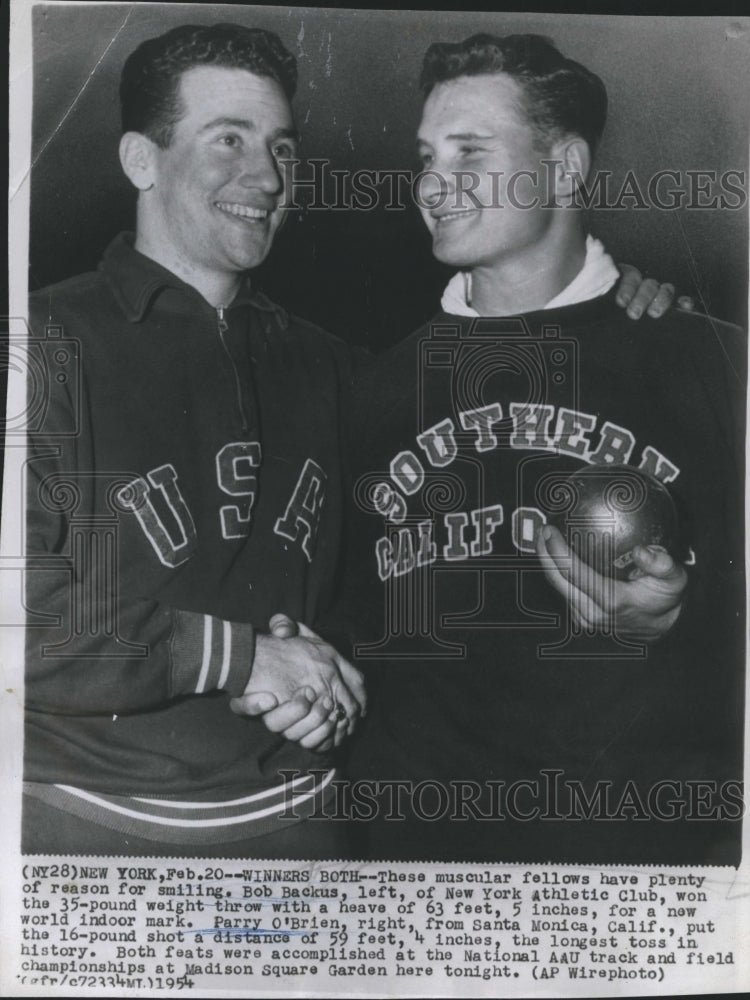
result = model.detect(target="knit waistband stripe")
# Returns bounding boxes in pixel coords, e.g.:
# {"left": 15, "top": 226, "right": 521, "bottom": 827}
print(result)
{"left": 23, "top": 771, "right": 336, "bottom": 845}
{"left": 129, "top": 768, "right": 319, "bottom": 809}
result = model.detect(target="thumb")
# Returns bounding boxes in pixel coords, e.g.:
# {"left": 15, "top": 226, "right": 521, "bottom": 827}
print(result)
{"left": 631, "top": 545, "right": 680, "bottom": 579}
{"left": 269, "top": 613, "right": 298, "bottom": 639}
{"left": 230, "top": 691, "right": 279, "bottom": 716}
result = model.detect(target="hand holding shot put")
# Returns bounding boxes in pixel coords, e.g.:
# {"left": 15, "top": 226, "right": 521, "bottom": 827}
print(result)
{"left": 230, "top": 613, "right": 366, "bottom": 751}
{"left": 537, "top": 465, "right": 689, "bottom": 642}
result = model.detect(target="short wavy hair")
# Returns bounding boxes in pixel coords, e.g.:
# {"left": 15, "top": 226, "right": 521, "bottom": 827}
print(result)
{"left": 120, "top": 23, "right": 297, "bottom": 148}
{"left": 420, "top": 33, "right": 607, "bottom": 155}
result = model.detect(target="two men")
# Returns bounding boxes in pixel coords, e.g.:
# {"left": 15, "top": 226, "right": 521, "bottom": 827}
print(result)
{"left": 344, "top": 34, "right": 745, "bottom": 865}
{"left": 24, "top": 22, "right": 699, "bottom": 859}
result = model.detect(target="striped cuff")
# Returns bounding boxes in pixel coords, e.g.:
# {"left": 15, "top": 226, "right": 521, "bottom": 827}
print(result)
{"left": 170, "top": 610, "right": 255, "bottom": 698}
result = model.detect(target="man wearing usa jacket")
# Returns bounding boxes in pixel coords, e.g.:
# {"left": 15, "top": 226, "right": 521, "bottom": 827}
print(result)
{"left": 23, "top": 24, "right": 366, "bottom": 858}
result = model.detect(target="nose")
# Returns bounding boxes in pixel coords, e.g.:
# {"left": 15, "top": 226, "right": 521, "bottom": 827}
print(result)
{"left": 415, "top": 164, "right": 452, "bottom": 211}
{"left": 238, "top": 146, "right": 284, "bottom": 196}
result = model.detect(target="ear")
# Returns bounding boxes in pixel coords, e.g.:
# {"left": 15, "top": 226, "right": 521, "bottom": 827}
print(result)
{"left": 549, "top": 137, "right": 592, "bottom": 204}
{"left": 119, "top": 132, "right": 158, "bottom": 191}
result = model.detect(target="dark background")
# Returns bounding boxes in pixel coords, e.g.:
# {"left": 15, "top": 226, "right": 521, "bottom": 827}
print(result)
{"left": 29, "top": 4, "right": 750, "bottom": 350}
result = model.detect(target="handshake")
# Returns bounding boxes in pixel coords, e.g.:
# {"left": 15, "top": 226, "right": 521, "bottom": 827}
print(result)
{"left": 230, "top": 614, "right": 367, "bottom": 753}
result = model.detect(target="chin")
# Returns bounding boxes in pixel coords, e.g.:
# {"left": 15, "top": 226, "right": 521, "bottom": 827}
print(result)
{"left": 432, "top": 242, "right": 479, "bottom": 269}
{"left": 232, "top": 243, "right": 274, "bottom": 272}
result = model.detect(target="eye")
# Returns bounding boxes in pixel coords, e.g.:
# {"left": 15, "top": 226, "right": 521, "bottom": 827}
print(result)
{"left": 217, "top": 133, "right": 242, "bottom": 149}
{"left": 419, "top": 152, "right": 434, "bottom": 168}
{"left": 272, "top": 141, "right": 297, "bottom": 160}
{"left": 459, "top": 145, "right": 481, "bottom": 157}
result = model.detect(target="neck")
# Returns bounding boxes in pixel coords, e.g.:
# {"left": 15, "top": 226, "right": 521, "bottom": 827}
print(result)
{"left": 134, "top": 212, "right": 242, "bottom": 310}
{"left": 469, "top": 221, "right": 587, "bottom": 316}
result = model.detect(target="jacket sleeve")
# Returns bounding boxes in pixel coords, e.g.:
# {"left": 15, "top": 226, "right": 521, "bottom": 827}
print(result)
{"left": 24, "top": 334, "right": 256, "bottom": 716}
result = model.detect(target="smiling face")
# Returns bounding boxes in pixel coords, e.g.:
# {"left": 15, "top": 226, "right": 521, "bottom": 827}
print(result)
{"left": 416, "top": 73, "right": 554, "bottom": 271}
{"left": 138, "top": 65, "right": 298, "bottom": 295}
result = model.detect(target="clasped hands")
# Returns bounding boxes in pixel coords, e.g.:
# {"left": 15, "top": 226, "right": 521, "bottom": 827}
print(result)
{"left": 230, "top": 526, "right": 687, "bottom": 752}
{"left": 230, "top": 614, "right": 366, "bottom": 753}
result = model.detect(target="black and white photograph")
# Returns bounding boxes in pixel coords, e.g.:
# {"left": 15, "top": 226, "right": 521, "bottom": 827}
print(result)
{"left": 2, "top": 1, "right": 749, "bottom": 996}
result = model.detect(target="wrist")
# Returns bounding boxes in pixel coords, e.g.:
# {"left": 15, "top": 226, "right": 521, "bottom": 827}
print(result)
{"left": 170, "top": 609, "right": 255, "bottom": 698}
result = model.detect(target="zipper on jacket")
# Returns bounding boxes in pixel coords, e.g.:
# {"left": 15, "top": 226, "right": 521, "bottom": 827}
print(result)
{"left": 216, "top": 307, "right": 249, "bottom": 432}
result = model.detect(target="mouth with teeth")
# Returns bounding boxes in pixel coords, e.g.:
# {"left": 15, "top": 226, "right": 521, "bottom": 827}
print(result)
{"left": 433, "top": 208, "right": 480, "bottom": 227}
{"left": 215, "top": 201, "right": 273, "bottom": 222}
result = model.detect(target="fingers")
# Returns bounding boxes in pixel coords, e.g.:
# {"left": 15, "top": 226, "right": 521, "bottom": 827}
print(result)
{"left": 301, "top": 727, "right": 337, "bottom": 752}
{"left": 290, "top": 619, "right": 367, "bottom": 721}
{"left": 328, "top": 679, "right": 360, "bottom": 734}
{"left": 646, "top": 282, "right": 676, "bottom": 319}
{"left": 338, "top": 659, "right": 367, "bottom": 717}
{"left": 277, "top": 695, "right": 338, "bottom": 744}
{"left": 234, "top": 683, "right": 352, "bottom": 751}
{"left": 617, "top": 267, "right": 681, "bottom": 320}
{"left": 614, "top": 263, "right": 641, "bottom": 307}
{"left": 302, "top": 704, "right": 350, "bottom": 751}
{"left": 308, "top": 735, "right": 335, "bottom": 754}
{"left": 261, "top": 688, "right": 323, "bottom": 734}
{"left": 229, "top": 690, "right": 279, "bottom": 716}
{"left": 537, "top": 524, "right": 613, "bottom": 617}
{"left": 536, "top": 523, "right": 574, "bottom": 594}
{"left": 334, "top": 715, "right": 352, "bottom": 747}
{"left": 625, "top": 277, "right": 660, "bottom": 319}
{"left": 269, "top": 612, "right": 298, "bottom": 639}
{"left": 273, "top": 690, "right": 351, "bottom": 751}
{"left": 537, "top": 539, "right": 604, "bottom": 625}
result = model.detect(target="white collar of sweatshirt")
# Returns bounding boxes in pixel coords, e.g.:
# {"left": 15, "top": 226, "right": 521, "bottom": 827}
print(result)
{"left": 440, "top": 235, "right": 620, "bottom": 317}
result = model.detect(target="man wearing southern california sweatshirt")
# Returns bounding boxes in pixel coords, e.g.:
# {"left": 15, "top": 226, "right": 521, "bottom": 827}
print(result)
{"left": 342, "top": 34, "right": 745, "bottom": 865}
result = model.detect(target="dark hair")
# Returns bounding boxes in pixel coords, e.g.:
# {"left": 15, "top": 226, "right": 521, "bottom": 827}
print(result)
{"left": 420, "top": 33, "right": 607, "bottom": 154}
{"left": 120, "top": 23, "right": 297, "bottom": 147}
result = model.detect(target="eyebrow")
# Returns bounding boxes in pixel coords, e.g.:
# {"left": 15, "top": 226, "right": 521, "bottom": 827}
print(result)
{"left": 446, "top": 132, "right": 493, "bottom": 141}
{"left": 199, "top": 117, "right": 300, "bottom": 144}
{"left": 416, "top": 131, "right": 493, "bottom": 148}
